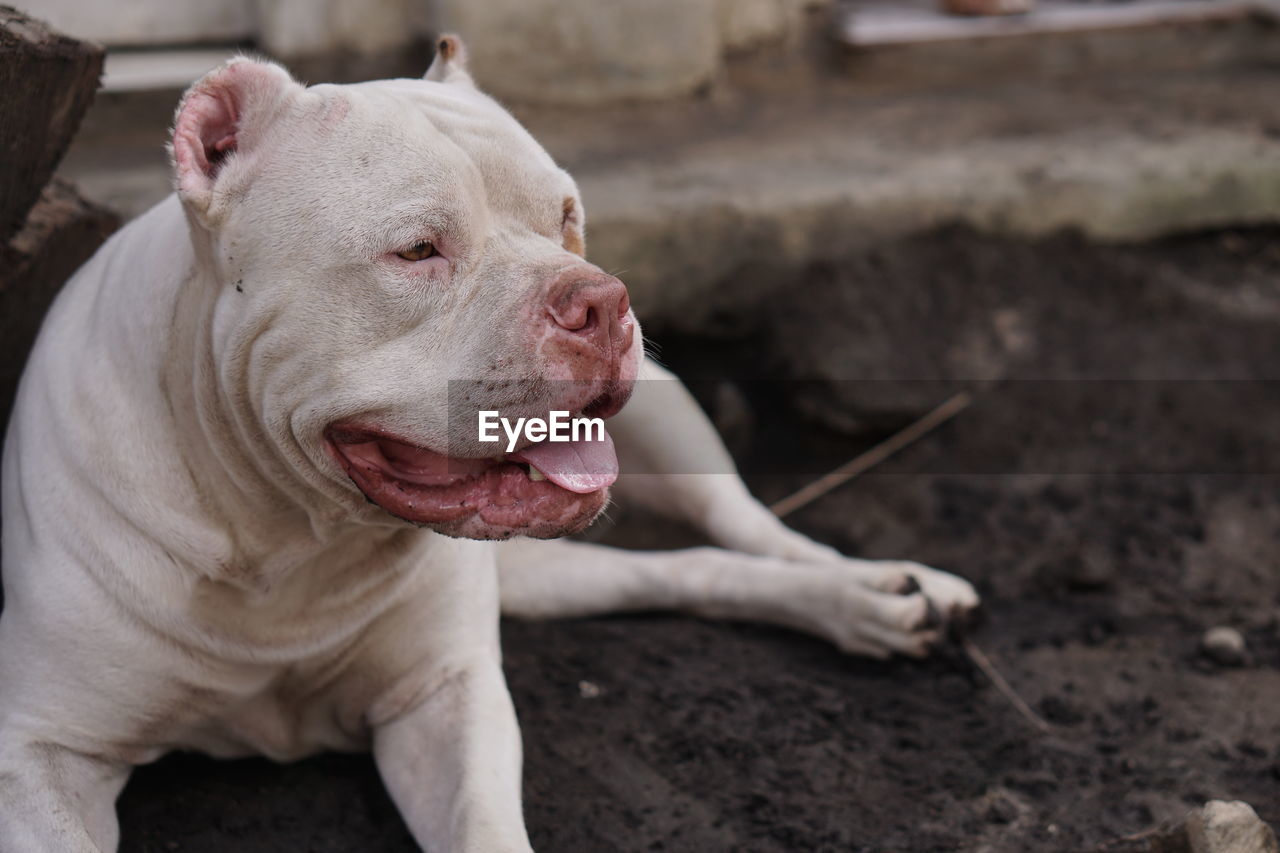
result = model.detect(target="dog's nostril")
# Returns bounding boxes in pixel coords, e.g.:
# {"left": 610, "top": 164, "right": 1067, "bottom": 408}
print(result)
{"left": 547, "top": 275, "right": 628, "bottom": 337}
{"left": 550, "top": 304, "right": 599, "bottom": 334}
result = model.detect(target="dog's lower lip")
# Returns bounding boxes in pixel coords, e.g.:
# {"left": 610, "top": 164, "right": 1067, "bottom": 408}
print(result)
{"left": 324, "top": 424, "right": 611, "bottom": 536}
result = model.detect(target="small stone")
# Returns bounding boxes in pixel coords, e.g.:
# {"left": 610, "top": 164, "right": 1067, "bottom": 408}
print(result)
{"left": 1186, "top": 800, "right": 1279, "bottom": 853}
{"left": 1201, "top": 626, "right": 1247, "bottom": 667}
{"left": 974, "top": 786, "right": 1029, "bottom": 826}
{"left": 578, "top": 680, "right": 603, "bottom": 699}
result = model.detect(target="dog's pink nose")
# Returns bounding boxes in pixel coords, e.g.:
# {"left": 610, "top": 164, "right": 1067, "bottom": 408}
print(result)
{"left": 547, "top": 272, "right": 634, "bottom": 357}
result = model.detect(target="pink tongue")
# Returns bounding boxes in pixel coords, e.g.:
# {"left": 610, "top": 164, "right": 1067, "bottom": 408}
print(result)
{"left": 510, "top": 428, "right": 618, "bottom": 494}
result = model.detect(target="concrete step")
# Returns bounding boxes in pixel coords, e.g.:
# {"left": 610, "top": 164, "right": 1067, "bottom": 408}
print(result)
{"left": 59, "top": 64, "right": 1280, "bottom": 331}
{"left": 839, "top": 0, "right": 1280, "bottom": 46}
{"left": 102, "top": 47, "right": 240, "bottom": 93}
{"left": 833, "top": 0, "right": 1280, "bottom": 90}
{"left": 524, "top": 69, "right": 1280, "bottom": 329}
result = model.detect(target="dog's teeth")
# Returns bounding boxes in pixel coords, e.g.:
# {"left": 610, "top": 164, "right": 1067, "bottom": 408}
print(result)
{"left": 527, "top": 466, "right": 547, "bottom": 482}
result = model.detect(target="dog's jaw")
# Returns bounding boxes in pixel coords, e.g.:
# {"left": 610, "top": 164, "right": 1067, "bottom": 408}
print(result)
{"left": 327, "top": 424, "right": 614, "bottom": 539}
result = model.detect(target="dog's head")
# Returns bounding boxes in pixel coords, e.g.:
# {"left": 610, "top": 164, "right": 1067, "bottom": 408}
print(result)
{"left": 170, "top": 37, "right": 640, "bottom": 540}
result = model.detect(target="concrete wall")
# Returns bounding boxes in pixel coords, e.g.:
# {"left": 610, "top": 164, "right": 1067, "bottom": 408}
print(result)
{"left": 20, "top": 0, "right": 255, "bottom": 45}
{"left": 21, "top": 0, "right": 828, "bottom": 104}
{"left": 438, "top": 0, "right": 828, "bottom": 104}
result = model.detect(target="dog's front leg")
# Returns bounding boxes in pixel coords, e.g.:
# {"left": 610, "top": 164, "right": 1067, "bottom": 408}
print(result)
{"left": 611, "top": 358, "right": 978, "bottom": 617}
{"left": 612, "top": 358, "right": 847, "bottom": 562}
{"left": 498, "top": 539, "right": 944, "bottom": 658}
{"left": 0, "top": 739, "right": 129, "bottom": 852}
{"left": 374, "top": 658, "right": 532, "bottom": 853}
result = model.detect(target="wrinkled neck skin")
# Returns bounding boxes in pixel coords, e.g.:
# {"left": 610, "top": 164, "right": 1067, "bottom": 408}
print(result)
{"left": 157, "top": 201, "right": 423, "bottom": 593}
{"left": 0, "top": 194, "right": 443, "bottom": 663}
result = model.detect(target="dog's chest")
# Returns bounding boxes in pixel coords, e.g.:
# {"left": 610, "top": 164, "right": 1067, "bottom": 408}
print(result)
{"left": 175, "top": 663, "right": 374, "bottom": 761}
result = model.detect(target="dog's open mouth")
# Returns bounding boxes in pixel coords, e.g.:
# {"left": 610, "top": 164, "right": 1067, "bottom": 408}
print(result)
{"left": 326, "top": 423, "right": 617, "bottom": 539}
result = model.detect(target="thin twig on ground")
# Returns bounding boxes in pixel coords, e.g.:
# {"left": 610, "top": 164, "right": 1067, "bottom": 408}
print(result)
{"left": 961, "top": 637, "right": 1055, "bottom": 735}
{"left": 1092, "top": 823, "right": 1177, "bottom": 850}
{"left": 769, "top": 391, "right": 973, "bottom": 519}
{"left": 766, "top": 389, "right": 1055, "bottom": 737}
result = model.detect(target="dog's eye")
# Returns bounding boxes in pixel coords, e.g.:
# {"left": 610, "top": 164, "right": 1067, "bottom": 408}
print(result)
{"left": 396, "top": 241, "right": 437, "bottom": 262}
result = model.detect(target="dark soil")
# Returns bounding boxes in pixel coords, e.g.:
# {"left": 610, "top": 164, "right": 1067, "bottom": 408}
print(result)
{"left": 115, "top": 228, "right": 1280, "bottom": 852}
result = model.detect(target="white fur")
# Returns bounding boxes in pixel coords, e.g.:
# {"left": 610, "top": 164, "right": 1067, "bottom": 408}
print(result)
{"left": 0, "top": 46, "right": 977, "bottom": 852}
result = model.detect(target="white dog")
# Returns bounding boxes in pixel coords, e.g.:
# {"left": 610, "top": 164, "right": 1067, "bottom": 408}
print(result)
{"left": 0, "top": 37, "right": 977, "bottom": 852}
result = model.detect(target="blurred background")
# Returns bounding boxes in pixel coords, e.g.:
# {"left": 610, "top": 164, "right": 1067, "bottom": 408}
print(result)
{"left": 3, "top": 1, "right": 1280, "bottom": 850}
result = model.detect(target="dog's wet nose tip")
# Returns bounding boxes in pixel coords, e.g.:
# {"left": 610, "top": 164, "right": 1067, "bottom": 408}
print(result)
{"left": 547, "top": 271, "right": 633, "bottom": 356}
{"left": 549, "top": 276, "right": 628, "bottom": 329}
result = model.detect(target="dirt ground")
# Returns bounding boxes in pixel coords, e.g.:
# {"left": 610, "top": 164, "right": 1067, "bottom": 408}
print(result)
{"left": 112, "top": 228, "right": 1280, "bottom": 851}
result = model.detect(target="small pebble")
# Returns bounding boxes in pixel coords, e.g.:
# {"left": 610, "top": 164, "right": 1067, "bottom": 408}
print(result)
{"left": 1187, "top": 800, "right": 1279, "bottom": 853}
{"left": 1201, "top": 626, "right": 1246, "bottom": 667}
{"left": 577, "top": 680, "right": 602, "bottom": 699}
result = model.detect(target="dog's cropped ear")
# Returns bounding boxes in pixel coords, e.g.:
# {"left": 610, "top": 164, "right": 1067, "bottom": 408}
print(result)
{"left": 171, "top": 57, "right": 301, "bottom": 224}
{"left": 424, "top": 34, "right": 474, "bottom": 86}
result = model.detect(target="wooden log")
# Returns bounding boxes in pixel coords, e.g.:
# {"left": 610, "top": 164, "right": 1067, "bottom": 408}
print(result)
{"left": 0, "top": 177, "right": 119, "bottom": 424}
{"left": 0, "top": 6, "right": 105, "bottom": 244}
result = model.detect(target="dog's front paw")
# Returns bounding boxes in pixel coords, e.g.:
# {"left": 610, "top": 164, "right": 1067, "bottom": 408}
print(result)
{"left": 810, "top": 560, "right": 980, "bottom": 659}
{"left": 869, "top": 560, "right": 980, "bottom": 625}
{"left": 817, "top": 585, "right": 944, "bottom": 659}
